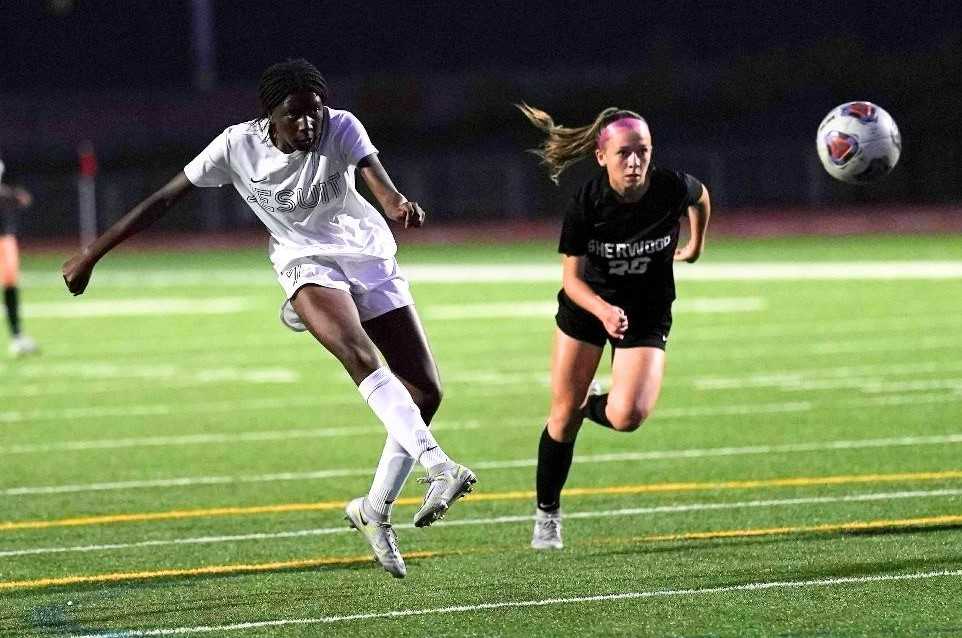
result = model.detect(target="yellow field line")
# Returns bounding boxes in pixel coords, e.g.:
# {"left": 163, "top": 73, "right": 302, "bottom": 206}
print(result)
{"left": 1, "top": 515, "right": 959, "bottom": 592}
{"left": 3, "top": 469, "right": 961, "bottom": 532}
{"left": 636, "top": 514, "right": 962, "bottom": 543}
{"left": 0, "top": 549, "right": 443, "bottom": 592}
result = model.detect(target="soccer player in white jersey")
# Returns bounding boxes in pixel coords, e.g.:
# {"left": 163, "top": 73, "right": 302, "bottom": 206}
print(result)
{"left": 62, "top": 59, "right": 476, "bottom": 578}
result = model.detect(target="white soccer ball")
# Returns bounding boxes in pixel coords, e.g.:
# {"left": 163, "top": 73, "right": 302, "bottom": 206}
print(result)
{"left": 816, "top": 101, "right": 901, "bottom": 183}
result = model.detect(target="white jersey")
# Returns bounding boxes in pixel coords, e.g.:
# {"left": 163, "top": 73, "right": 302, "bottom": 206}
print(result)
{"left": 184, "top": 108, "right": 396, "bottom": 273}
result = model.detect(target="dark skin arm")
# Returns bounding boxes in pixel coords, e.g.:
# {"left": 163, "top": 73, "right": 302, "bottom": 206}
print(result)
{"left": 62, "top": 172, "right": 195, "bottom": 295}
{"left": 357, "top": 153, "right": 425, "bottom": 228}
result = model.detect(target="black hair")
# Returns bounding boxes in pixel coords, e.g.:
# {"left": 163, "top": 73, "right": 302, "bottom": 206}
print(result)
{"left": 258, "top": 58, "right": 330, "bottom": 118}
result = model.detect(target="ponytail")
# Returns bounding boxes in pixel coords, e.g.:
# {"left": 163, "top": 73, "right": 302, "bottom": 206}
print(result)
{"left": 517, "top": 103, "right": 644, "bottom": 184}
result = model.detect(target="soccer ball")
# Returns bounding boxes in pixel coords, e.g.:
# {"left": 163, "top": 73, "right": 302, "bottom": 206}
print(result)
{"left": 816, "top": 101, "right": 901, "bottom": 183}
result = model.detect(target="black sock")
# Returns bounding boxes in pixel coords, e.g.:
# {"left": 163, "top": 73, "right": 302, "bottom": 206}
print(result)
{"left": 584, "top": 393, "right": 614, "bottom": 428}
{"left": 3, "top": 287, "right": 19, "bottom": 337}
{"left": 536, "top": 427, "right": 576, "bottom": 512}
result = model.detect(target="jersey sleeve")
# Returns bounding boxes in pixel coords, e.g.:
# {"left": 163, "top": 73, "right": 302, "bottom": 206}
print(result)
{"left": 557, "top": 194, "right": 590, "bottom": 256}
{"left": 335, "top": 112, "right": 379, "bottom": 166}
{"left": 683, "top": 173, "right": 704, "bottom": 205}
{"left": 184, "top": 130, "right": 232, "bottom": 187}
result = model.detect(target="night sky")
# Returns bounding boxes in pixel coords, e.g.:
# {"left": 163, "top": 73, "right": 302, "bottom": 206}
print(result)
{"left": 2, "top": 0, "right": 958, "bottom": 91}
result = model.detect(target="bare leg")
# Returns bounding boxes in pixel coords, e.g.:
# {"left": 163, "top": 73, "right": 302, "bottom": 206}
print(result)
{"left": 363, "top": 305, "right": 442, "bottom": 423}
{"left": 361, "top": 304, "right": 442, "bottom": 520}
{"left": 291, "top": 285, "right": 447, "bottom": 469}
{"left": 537, "top": 330, "right": 603, "bottom": 513}
{"left": 606, "top": 347, "right": 666, "bottom": 431}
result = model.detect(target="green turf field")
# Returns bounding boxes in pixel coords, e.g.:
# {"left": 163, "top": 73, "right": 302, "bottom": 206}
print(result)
{"left": 2, "top": 234, "right": 962, "bottom": 637}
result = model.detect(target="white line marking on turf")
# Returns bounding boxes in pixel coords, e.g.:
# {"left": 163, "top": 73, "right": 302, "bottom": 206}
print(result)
{"left": 424, "top": 297, "right": 765, "bottom": 320}
{"left": 695, "top": 361, "right": 962, "bottom": 390}
{"left": 4, "top": 488, "right": 960, "bottom": 558}
{"left": 0, "top": 398, "right": 809, "bottom": 425}
{"left": 6, "top": 432, "right": 962, "bottom": 496}
{"left": 21, "top": 261, "right": 962, "bottom": 289}
{"left": 25, "top": 298, "right": 253, "bottom": 318}
{"left": 69, "top": 569, "right": 962, "bottom": 636}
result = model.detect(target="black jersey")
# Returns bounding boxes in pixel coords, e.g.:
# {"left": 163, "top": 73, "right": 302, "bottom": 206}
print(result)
{"left": 558, "top": 167, "right": 704, "bottom": 309}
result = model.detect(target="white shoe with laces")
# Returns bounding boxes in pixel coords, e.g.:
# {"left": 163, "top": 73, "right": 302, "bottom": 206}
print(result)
{"left": 531, "top": 508, "right": 564, "bottom": 550}
{"left": 413, "top": 463, "right": 477, "bottom": 527}
{"left": 344, "top": 497, "right": 407, "bottom": 578}
{"left": 280, "top": 299, "right": 307, "bottom": 332}
{"left": 8, "top": 334, "right": 38, "bottom": 358}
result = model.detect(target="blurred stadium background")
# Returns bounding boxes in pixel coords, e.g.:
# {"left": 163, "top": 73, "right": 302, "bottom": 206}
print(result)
{"left": 2, "top": 0, "right": 961, "bottom": 243}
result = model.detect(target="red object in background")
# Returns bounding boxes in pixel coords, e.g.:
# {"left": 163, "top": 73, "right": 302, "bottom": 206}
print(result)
{"left": 78, "top": 141, "right": 98, "bottom": 177}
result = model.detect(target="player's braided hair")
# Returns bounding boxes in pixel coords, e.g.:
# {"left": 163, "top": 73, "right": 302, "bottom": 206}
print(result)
{"left": 258, "top": 58, "right": 330, "bottom": 119}
{"left": 517, "top": 103, "right": 645, "bottom": 185}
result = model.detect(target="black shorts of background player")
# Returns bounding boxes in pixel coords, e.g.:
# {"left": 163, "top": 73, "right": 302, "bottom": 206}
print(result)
{"left": 0, "top": 160, "right": 37, "bottom": 358}
{"left": 518, "top": 104, "right": 711, "bottom": 549}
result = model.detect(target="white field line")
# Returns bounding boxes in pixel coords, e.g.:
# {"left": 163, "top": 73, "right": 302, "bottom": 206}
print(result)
{"left": 424, "top": 297, "right": 764, "bottom": 320}
{"left": 25, "top": 298, "right": 253, "bottom": 318}
{"left": 6, "top": 432, "right": 962, "bottom": 496}
{"left": 696, "top": 375, "right": 962, "bottom": 394}
{"left": 6, "top": 359, "right": 962, "bottom": 402}
{"left": 19, "top": 312, "right": 962, "bottom": 363}
{"left": 4, "top": 383, "right": 960, "bottom": 427}
{"left": 4, "top": 488, "right": 961, "bottom": 559}
{"left": 16, "top": 331, "right": 962, "bottom": 373}
{"left": 0, "top": 421, "right": 481, "bottom": 457}
{"left": 71, "top": 569, "right": 962, "bottom": 636}
{"left": 22, "top": 261, "right": 962, "bottom": 289}
{"left": 695, "top": 361, "right": 962, "bottom": 390}
{"left": 0, "top": 363, "right": 300, "bottom": 385}
{"left": 0, "top": 398, "right": 811, "bottom": 426}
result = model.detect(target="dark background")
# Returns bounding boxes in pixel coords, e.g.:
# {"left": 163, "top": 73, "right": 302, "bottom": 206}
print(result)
{"left": 1, "top": 0, "right": 960, "bottom": 238}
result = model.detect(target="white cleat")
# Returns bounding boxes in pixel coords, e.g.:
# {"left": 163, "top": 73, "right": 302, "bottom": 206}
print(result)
{"left": 413, "top": 463, "right": 477, "bottom": 528}
{"left": 531, "top": 508, "right": 564, "bottom": 550}
{"left": 8, "top": 334, "right": 38, "bottom": 358}
{"left": 280, "top": 299, "right": 307, "bottom": 332}
{"left": 344, "top": 497, "right": 406, "bottom": 578}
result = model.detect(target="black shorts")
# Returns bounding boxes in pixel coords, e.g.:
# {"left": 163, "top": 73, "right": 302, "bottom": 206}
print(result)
{"left": 555, "top": 290, "right": 672, "bottom": 350}
{"left": 0, "top": 212, "right": 15, "bottom": 236}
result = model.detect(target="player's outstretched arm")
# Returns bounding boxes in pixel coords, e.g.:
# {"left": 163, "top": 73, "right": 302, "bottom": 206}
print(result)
{"left": 561, "top": 255, "right": 628, "bottom": 340}
{"left": 358, "top": 154, "right": 425, "bottom": 229}
{"left": 674, "top": 186, "right": 711, "bottom": 263}
{"left": 62, "top": 172, "right": 195, "bottom": 296}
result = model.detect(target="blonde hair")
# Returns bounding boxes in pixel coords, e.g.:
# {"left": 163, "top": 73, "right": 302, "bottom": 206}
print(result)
{"left": 517, "top": 103, "right": 645, "bottom": 184}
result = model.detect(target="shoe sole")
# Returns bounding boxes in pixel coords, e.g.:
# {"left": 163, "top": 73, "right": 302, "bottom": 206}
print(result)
{"left": 413, "top": 475, "right": 477, "bottom": 528}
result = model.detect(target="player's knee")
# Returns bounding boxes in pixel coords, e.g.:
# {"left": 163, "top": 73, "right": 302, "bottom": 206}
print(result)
{"left": 547, "top": 405, "right": 582, "bottom": 442}
{"left": 609, "top": 406, "right": 649, "bottom": 432}
{"left": 412, "top": 382, "right": 443, "bottom": 423}
{"left": 337, "top": 341, "right": 380, "bottom": 377}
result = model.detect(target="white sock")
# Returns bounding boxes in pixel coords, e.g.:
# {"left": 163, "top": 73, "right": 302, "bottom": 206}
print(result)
{"left": 365, "top": 436, "right": 415, "bottom": 521}
{"left": 358, "top": 366, "right": 450, "bottom": 470}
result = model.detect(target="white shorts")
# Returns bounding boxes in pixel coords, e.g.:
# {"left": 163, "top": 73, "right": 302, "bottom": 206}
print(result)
{"left": 277, "top": 254, "right": 414, "bottom": 322}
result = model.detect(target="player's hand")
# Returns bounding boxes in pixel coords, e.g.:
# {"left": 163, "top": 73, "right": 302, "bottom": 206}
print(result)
{"left": 600, "top": 304, "right": 628, "bottom": 340}
{"left": 62, "top": 254, "right": 95, "bottom": 296}
{"left": 674, "top": 241, "right": 702, "bottom": 263}
{"left": 387, "top": 200, "right": 426, "bottom": 228}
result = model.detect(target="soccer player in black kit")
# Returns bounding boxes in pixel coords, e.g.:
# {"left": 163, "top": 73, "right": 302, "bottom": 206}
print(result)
{"left": 519, "top": 104, "right": 711, "bottom": 549}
